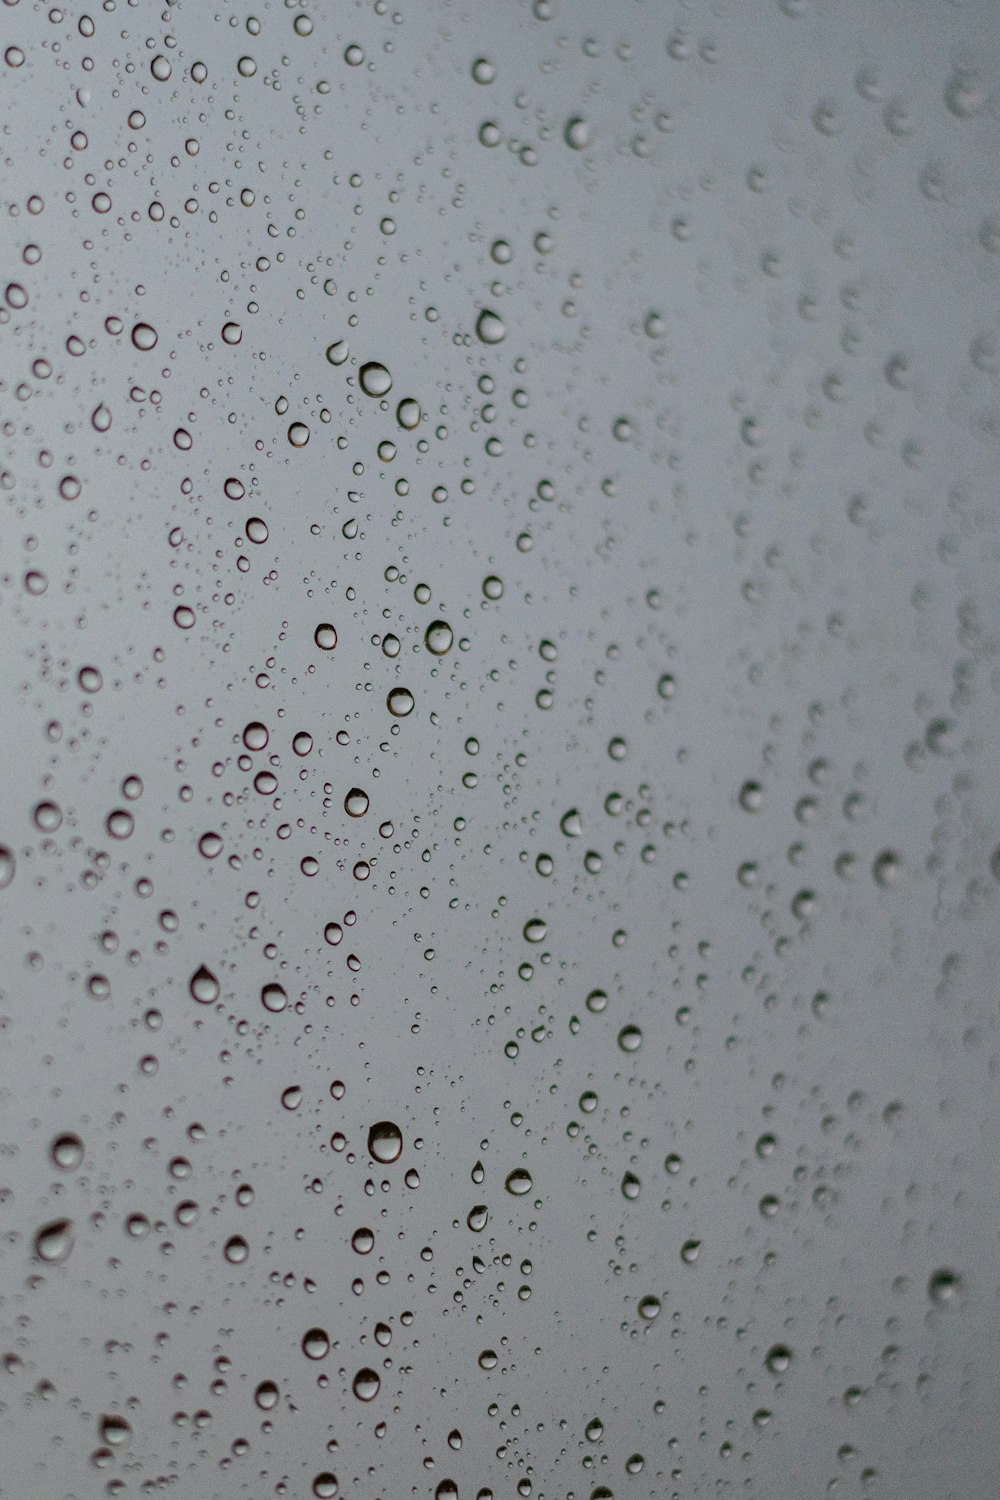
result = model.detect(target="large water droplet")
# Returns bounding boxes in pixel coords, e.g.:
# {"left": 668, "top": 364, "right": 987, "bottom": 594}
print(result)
{"left": 131, "top": 321, "right": 158, "bottom": 350}
{"left": 51, "top": 1133, "right": 84, "bottom": 1170}
{"left": 387, "top": 687, "right": 415, "bottom": 717}
{"left": 302, "top": 1327, "right": 330, "bottom": 1359}
{"left": 35, "top": 1218, "right": 75, "bottom": 1264}
{"left": 352, "top": 1367, "right": 380, "bottom": 1401}
{"left": 425, "top": 620, "right": 454, "bottom": 655}
{"left": 475, "top": 309, "right": 506, "bottom": 345}
{"left": 505, "top": 1168, "right": 533, "bottom": 1196}
{"left": 368, "top": 1120, "right": 403, "bottom": 1163}
{"left": 359, "top": 362, "right": 392, "bottom": 397}
{"left": 190, "top": 966, "right": 220, "bottom": 1004}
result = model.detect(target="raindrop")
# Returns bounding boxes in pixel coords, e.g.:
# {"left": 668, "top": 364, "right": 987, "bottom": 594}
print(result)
{"left": 425, "top": 620, "right": 454, "bottom": 655}
{"left": 131, "top": 322, "right": 158, "bottom": 351}
{"left": 190, "top": 966, "right": 220, "bottom": 1004}
{"left": 51, "top": 1133, "right": 84, "bottom": 1170}
{"left": 564, "top": 115, "right": 591, "bottom": 149}
{"left": 368, "top": 1120, "right": 403, "bottom": 1163}
{"left": 0, "top": 845, "right": 15, "bottom": 889}
{"left": 359, "top": 362, "right": 392, "bottom": 397}
{"left": 35, "top": 1218, "right": 74, "bottom": 1264}
{"left": 505, "top": 1168, "right": 533, "bottom": 1196}
{"left": 352, "top": 1367, "right": 380, "bottom": 1401}
{"left": 302, "top": 1327, "right": 330, "bottom": 1359}
{"left": 100, "top": 1415, "right": 132, "bottom": 1446}
{"left": 476, "top": 309, "right": 506, "bottom": 345}
{"left": 387, "top": 687, "right": 415, "bottom": 717}
{"left": 617, "top": 1024, "right": 643, "bottom": 1053}
{"left": 345, "top": 788, "right": 369, "bottom": 817}
{"left": 261, "top": 983, "right": 288, "bottom": 1014}
{"left": 315, "top": 622, "right": 338, "bottom": 650}
{"left": 928, "top": 1268, "right": 963, "bottom": 1307}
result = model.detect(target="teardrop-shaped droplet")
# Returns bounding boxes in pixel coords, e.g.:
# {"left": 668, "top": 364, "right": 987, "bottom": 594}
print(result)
{"left": 190, "top": 966, "right": 220, "bottom": 1004}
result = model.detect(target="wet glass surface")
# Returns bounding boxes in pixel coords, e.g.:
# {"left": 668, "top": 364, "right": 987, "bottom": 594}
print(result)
{"left": 0, "top": 2, "right": 998, "bottom": 1496}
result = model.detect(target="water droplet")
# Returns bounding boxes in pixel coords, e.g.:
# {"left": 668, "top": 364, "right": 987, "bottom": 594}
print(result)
{"left": 313, "top": 1476, "right": 338, "bottom": 1499}
{"left": 873, "top": 850, "right": 901, "bottom": 888}
{"left": 764, "top": 1344, "right": 791, "bottom": 1374}
{"left": 221, "top": 321, "right": 242, "bottom": 345}
{"left": 425, "top": 619, "right": 454, "bottom": 655}
{"left": 387, "top": 687, "right": 415, "bottom": 717}
{"left": 131, "top": 321, "right": 158, "bottom": 351}
{"left": 482, "top": 574, "right": 504, "bottom": 600}
{"left": 100, "top": 1415, "right": 132, "bottom": 1446}
{"left": 223, "top": 1235, "right": 249, "bottom": 1264}
{"left": 621, "top": 1171, "right": 641, "bottom": 1200}
{"left": 617, "top": 1024, "right": 643, "bottom": 1053}
{"left": 368, "top": 1120, "right": 403, "bottom": 1163}
{"left": 928, "top": 1268, "right": 962, "bottom": 1307}
{"left": 467, "top": 1204, "right": 489, "bottom": 1231}
{"left": 523, "top": 918, "right": 546, "bottom": 944}
{"left": 680, "top": 1238, "right": 701, "bottom": 1264}
{"left": 396, "top": 397, "right": 421, "bottom": 429}
{"left": 255, "top": 1380, "right": 279, "bottom": 1410}
{"left": 564, "top": 115, "right": 591, "bottom": 149}
{"left": 243, "top": 721, "right": 269, "bottom": 751}
{"left": 475, "top": 309, "right": 506, "bottom": 345}
{"left": 287, "top": 421, "right": 310, "bottom": 447}
{"left": 471, "top": 57, "right": 496, "bottom": 84}
{"left": 352, "top": 1367, "right": 380, "bottom": 1401}
{"left": 261, "top": 983, "right": 287, "bottom": 1014}
{"left": 359, "top": 362, "right": 392, "bottom": 397}
{"left": 345, "top": 788, "right": 369, "bottom": 817}
{"left": 91, "top": 403, "right": 112, "bottom": 432}
{"left": 190, "top": 966, "right": 220, "bottom": 1004}
{"left": 351, "top": 1226, "right": 375, "bottom": 1254}
{"left": 505, "top": 1167, "right": 533, "bottom": 1196}
{"left": 198, "top": 831, "right": 223, "bottom": 859}
{"left": 51, "top": 1133, "right": 84, "bottom": 1170}
{"left": 302, "top": 1327, "right": 330, "bottom": 1360}
{"left": 637, "top": 1294, "right": 661, "bottom": 1321}
{"left": 560, "top": 808, "right": 583, "bottom": 838}
{"left": 0, "top": 845, "right": 15, "bottom": 889}
{"left": 326, "top": 340, "right": 350, "bottom": 365}
{"left": 35, "top": 1218, "right": 74, "bottom": 1264}
{"left": 315, "top": 622, "right": 338, "bottom": 650}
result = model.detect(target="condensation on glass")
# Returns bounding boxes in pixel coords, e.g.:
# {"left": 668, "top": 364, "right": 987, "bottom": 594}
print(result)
{"left": 0, "top": 1, "right": 998, "bottom": 1497}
